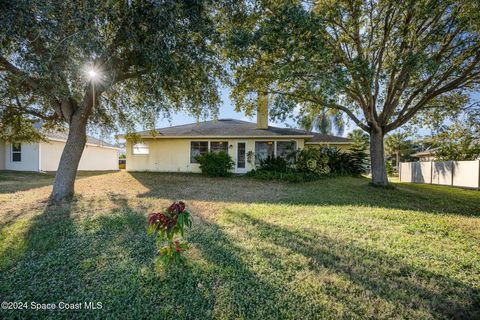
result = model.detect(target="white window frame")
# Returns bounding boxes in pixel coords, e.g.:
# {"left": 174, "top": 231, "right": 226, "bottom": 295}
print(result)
{"left": 11, "top": 143, "right": 22, "bottom": 162}
{"left": 275, "top": 140, "right": 297, "bottom": 160}
{"left": 132, "top": 142, "right": 149, "bottom": 155}
{"left": 210, "top": 141, "right": 229, "bottom": 154}
{"left": 190, "top": 141, "right": 209, "bottom": 163}
{"left": 190, "top": 140, "right": 230, "bottom": 164}
{"left": 254, "top": 140, "right": 298, "bottom": 164}
{"left": 235, "top": 141, "right": 247, "bottom": 173}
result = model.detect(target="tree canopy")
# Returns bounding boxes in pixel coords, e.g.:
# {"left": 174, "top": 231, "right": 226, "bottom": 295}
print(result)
{"left": 0, "top": 0, "right": 226, "bottom": 202}
{"left": 0, "top": 0, "right": 223, "bottom": 139}
{"left": 225, "top": 0, "right": 480, "bottom": 185}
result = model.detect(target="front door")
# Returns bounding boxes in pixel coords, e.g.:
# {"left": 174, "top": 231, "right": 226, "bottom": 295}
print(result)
{"left": 235, "top": 142, "right": 247, "bottom": 174}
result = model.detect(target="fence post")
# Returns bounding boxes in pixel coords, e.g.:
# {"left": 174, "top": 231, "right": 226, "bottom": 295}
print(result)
{"left": 478, "top": 160, "right": 480, "bottom": 189}
{"left": 399, "top": 162, "right": 402, "bottom": 181}
{"left": 430, "top": 160, "right": 433, "bottom": 184}
{"left": 451, "top": 161, "right": 454, "bottom": 186}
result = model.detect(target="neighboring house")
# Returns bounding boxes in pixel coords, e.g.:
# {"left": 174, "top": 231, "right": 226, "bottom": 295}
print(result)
{"left": 0, "top": 131, "right": 120, "bottom": 172}
{"left": 411, "top": 147, "right": 439, "bottom": 161}
{"left": 120, "top": 102, "right": 352, "bottom": 173}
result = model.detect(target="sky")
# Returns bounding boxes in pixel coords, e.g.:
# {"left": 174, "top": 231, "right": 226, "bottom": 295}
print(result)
{"left": 102, "top": 86, "right": 362, "bottom": 146}
{"left": 153, "top": 87, "right": 298, "bottom": 129}
{"left": 106, "top": 87, "right": 479, "bottom": 145}
{"left": 138, "top": 87, "right": 357, "bottom": 134}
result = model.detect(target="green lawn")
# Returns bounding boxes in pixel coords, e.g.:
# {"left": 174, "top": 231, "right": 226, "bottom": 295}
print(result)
{"left": 0, "top": 171, "right": 479, "bottom": 319}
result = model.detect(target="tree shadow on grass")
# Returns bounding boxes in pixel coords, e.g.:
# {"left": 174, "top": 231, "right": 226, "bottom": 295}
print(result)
{"left": 222, "top": 210, "right": 480, "bottom": 319}
{"left": 1, "top": 194, "right": 308, "bottom": 319}
{"left": 129, "top": 172, "right": 480, "bottom": 217}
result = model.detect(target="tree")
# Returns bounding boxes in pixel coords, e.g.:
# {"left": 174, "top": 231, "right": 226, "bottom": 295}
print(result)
{"left": 434, "top": 123, "right": 480, "bottom": 161}
{"left": 299, "top": 106, "right": 344, "bottom": 135}
{"left": 348, "top": 129, "right": 369, "bottom": 150}
{"left": 225, "top": 0, "right": 480, "bottom": 186}
{"left": 0, "top": 1, "right": 223, "bottom": 203}
{"left": 385, "top": 133, "right": 412, "bottom": 171}
{"left": 348, "top": 129, "right": 370, "bottom": 174}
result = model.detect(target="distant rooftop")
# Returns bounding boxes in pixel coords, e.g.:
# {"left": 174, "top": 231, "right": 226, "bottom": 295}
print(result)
{"left": 44, "top": 130, "right": 117, "bottom": 148}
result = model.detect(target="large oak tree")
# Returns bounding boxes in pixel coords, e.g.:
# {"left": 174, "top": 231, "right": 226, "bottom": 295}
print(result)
{"left": 0, "top": 1, "right": 224, "bottom": 202}
{"left": 225, "top": 0, "right": 480, "bottom": 185}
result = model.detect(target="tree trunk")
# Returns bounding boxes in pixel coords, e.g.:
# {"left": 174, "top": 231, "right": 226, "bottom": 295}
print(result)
{"left": 50, "top": 113, "right": 88, "bottom": 204}
{"left": 369, "top": 129, "right": 389, "bottom": 186}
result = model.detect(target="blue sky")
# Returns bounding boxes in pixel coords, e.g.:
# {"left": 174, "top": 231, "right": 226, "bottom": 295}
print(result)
{"left": 150, "top": 87, "right": 357, "bottom": 134}
{"left": 108, "top": 87, "right": 479, "bottom": 144}
{"left": 153, "top": 87, "right": 298, "bottom": 129}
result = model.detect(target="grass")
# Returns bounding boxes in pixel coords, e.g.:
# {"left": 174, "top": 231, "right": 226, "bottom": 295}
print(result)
{"left": 0, "top": 171, "right": 479, "bottom": 319}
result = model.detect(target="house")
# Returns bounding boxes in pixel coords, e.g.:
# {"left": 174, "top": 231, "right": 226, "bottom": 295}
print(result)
{"left": 0, "top": 130, "right": 120, "bottom": 172}
{"left": 305, "top": 133, "right": 353, "bottom": 152}
{"left": 411, "top": 147, "right": 439, "bottom": 161}
{"left": 119, "top": 100, "right": 352, "bottom": 173}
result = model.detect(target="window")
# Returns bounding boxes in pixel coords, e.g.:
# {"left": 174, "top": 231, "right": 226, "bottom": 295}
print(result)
{"left": 132, "top": 143, "right": 149, "bottom": 155}
{"left": 11, "top": 143, "right": 21, "bottom": 162}
{"left": 255, "top": 141, "right": 274, "bottom": 164}
{"left": 190, "top": 141, "right": 209, "bottom": 163}
{"left": 276, "top": 141, "right": 297, "bottom": 162}
{"left": 210, "top": 141, "right": 228, "bottom": 154}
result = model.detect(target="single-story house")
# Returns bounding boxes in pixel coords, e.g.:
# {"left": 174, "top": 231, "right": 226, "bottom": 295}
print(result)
{"left": 411, "top": 147, "right": 439, "bottom": 161}
{"left": 0, "top": 130, "right": 120, "bottom": 172}
{"left": 119, "top": 101, "right": 352, "bottom": 173}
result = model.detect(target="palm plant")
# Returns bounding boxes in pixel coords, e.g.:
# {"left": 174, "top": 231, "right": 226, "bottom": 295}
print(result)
{"left": 299, "top": 105, "right": 344, "bottom": 135}
{"left": 385, "top": 133, "right": 412, "bottom": 172}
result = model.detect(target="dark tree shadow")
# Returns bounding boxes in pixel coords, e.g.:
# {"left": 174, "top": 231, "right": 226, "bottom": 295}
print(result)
{"left": 1, "top": 194, "right": 307, "bottom": 319}
{"left": 222, "top": 211, "right": 480, "bottom": 319}
{"left": 129, "top": 172, "right": 480, "bottom": 217}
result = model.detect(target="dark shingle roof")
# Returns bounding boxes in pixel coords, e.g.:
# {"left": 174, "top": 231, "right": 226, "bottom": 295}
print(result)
{"left": 45, "top": 130, "right": 117, "bottom": 148}
{"left": 128, "top": 119, "right": 313, "bottom": 137}
{"left": 306, "top": 133, "right": 352, "bottom": 144}
{"left": 120, "top": 119, "right": 352, "bottom": 143}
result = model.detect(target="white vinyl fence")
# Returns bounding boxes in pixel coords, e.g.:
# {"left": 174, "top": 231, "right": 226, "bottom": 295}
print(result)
{"left": 399, "top": 160, "right": 480, "bottom": 189}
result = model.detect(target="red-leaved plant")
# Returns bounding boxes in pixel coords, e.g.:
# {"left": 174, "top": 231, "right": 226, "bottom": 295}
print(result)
{"left": 148, "top": 201, "right": 192, "bottom": 264}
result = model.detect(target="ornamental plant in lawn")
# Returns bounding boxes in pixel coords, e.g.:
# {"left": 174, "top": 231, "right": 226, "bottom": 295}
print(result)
{"left": 148, "top": 201, "right": 192, "bottom": 264}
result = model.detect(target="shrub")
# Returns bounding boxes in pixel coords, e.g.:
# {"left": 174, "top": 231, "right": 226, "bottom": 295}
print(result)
{"left": 386, "top": 160, "right": 397, "bottom": 176}
{"left": 349, "top": 144, "right": 369, "bottom": 175}
{"left": 258, "top": 156, "right": 289, "bottom": 172}
{"left": 295, "top": 148, "right": 331, "bottom": 174}
{"left": 148, "top": 201, "right": 192, "bottom": 265}
{"left": 247, "top": 146, "right": 368, "bottom": 183}
{"left": 195, "top": 151, "right": 234, "bottom": 177}
{"left": 320, "top": 148, "right": 354, "bottom": 175}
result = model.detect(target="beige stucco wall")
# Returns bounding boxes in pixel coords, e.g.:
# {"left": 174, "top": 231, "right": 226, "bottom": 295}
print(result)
{"left": 126, "top": 138, "right": 305, "bottom": 173}
{"left": 0, "top": 141, "right": 5, "bottom": 170}
{"left": 40, "top": 140, "right": 119, "bottom": 171}
{"left": 4, "top": 142, "right": 40, "bottom": 172}
{"left": 304, "top": 143, "right": 352, "bottom": 152}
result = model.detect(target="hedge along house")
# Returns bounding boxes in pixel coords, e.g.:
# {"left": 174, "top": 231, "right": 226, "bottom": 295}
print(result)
{"left": 0, "top": 130, "right": 120, "bottom": 172}
{"left": 120, "top": 96, "right": 352, "bottom": 173}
